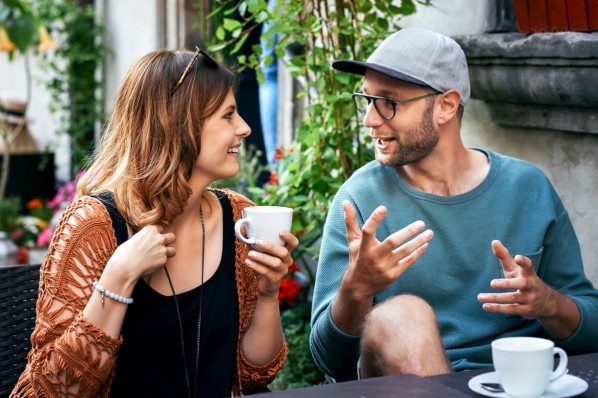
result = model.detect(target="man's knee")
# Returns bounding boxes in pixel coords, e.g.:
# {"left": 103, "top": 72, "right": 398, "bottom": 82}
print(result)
{"left": 365, "top": 294, "right": 437, "bottom": 331}
{"left": 360, "top": 294, "right": 451, "bottom": 378}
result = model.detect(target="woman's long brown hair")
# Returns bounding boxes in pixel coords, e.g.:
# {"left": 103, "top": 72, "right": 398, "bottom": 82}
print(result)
{"left": 77, "top": 49, "right": 236, "bottom": 231}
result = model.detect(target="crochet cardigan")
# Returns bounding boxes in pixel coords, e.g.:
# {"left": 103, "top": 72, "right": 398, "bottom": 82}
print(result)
{"left": 11, "top": 189, "right": 287, "bottom": 397}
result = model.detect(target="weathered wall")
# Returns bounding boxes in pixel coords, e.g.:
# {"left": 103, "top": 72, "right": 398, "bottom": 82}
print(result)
{"left": 462, "top": 100, "right": 598, "bottom": 284}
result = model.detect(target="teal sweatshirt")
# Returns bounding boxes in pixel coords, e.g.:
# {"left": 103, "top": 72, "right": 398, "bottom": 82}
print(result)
{"left": 310, "top": 149, "right": 598, "bottom": 381}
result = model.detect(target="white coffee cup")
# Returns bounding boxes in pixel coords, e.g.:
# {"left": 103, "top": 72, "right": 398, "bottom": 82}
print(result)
{"left": 491, "top": 337, "right": 568, "bottom": 397}
{"left": 234, "top": 206, "right": 293, "bottom": 248}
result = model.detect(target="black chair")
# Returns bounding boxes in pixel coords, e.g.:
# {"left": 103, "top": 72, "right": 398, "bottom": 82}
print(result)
{"left": 0, "top": 263, "right": 40, "bottom": 398}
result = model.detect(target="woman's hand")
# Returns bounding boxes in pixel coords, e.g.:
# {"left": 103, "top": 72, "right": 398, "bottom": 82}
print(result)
{"left": 106, "top": 225, "right": 176, "bottom": 283}
{"left": 244, "top": 230, "right": 299, "bottom": 298}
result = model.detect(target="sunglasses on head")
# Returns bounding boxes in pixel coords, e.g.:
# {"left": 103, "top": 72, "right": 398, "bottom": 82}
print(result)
{"left": 170, "top": 46, "right": 219, "bottom": 96}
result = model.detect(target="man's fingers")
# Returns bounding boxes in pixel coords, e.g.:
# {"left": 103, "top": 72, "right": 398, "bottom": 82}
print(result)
{"left": 385, "top": 220, "right": 428, "bottom": 251}
{"left": 343, "top": 201, "right": 387, "bottom": 245}
{"left": 343, "top": 200, "right": 361, "bottom": 243}
{"left": 514, "top": 254, "right": 534, "bottom": 275}
{"left": 492, "top": 240, "right": 518, "bottom": 274}
{"left": 360, "top": 206, "right": 387, "bottom": 246}
{"left": 491, "top": 239, "right": 509, "bottom": 259}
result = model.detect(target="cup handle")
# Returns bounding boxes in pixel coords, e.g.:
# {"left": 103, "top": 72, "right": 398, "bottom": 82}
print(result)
{"left": 234, "top": 218, "right": 255, "bottom": 245}
{"left": 550, "top": 347, "right": 568, "bottom": 381}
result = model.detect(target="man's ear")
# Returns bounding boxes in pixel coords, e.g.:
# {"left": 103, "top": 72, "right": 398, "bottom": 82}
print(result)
{"left": 436, "top": 90, "right": 461, "bottom": 125}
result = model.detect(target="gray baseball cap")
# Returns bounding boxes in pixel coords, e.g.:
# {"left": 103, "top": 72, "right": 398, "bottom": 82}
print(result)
{"left": 333, "top": 27, "right": 470, "bottom": 105}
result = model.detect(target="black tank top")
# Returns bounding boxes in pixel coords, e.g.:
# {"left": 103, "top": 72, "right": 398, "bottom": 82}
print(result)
{"left": 105, "top": 191, "right": 239, "bottom": 397}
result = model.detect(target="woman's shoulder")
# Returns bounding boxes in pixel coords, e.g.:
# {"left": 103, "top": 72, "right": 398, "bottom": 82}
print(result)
{"left": 60, "top": 195, "right": 114, "bottom": 230}
{"left": 211, "top": 188, "right": 254, "bottom": 210}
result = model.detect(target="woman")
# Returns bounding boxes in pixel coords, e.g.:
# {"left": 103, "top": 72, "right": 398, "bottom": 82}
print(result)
{"left": 11, "top": 47, "right": 298, "bottom": 397}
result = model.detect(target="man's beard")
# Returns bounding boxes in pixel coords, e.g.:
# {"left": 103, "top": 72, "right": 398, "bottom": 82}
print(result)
{"left": 376, "top": 99, "right": 439, "bottom": 167}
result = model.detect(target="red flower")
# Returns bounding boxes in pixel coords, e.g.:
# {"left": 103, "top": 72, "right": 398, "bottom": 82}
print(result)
{"left": 288, "top": 261, "right": 299, "bottom": 273}
{"left": 17, "top": 246, "right": 30, "bottom": 264}
{"left": 278, "top": 277, "right": 301, "bottom": 306}
{"left": 26, "top": 198, "right": 43, "bottom": 209}
{"left": 274, "top": 147, "right": 285, "bottom": 161}
{"left": 268, "top": 171, "right": 279, "bottom": 185}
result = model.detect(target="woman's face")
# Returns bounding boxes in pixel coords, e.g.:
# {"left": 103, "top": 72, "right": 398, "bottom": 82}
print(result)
{"left": 194, "top": 89, "right": 251, "bottom": 183}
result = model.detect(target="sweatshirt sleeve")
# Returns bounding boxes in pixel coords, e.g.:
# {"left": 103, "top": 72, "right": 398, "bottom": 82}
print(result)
{"left": 309, "top": 194, "right": 361, "bottom": 381}
{"left": 539, "top": 206, "right": 598, "bottom": 352}
{"left": 11, "top": 196, "right": 122, "bottom": 398}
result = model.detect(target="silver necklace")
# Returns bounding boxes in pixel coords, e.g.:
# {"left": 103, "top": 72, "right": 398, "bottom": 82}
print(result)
{"left": 164, "top": 205, "right": 205, "bottom": 398}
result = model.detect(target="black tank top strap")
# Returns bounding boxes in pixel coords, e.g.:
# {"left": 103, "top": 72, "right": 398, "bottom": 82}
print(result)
{"left": 90, "top": 192, "right": 129, "bottom": 246}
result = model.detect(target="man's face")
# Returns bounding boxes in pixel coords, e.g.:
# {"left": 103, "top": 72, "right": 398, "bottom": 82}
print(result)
{"left": 361, "top": 69, "right": 439, "bottom": 168}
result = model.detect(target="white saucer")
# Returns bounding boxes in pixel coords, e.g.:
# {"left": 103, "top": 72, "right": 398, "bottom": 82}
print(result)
{"left": 468, "top": 371, "right": 588, "bottom": 398}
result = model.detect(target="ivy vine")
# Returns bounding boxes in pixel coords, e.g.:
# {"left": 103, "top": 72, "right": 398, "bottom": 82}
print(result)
{"left": 35, "top": 0, "right": 108, "bottom": 177}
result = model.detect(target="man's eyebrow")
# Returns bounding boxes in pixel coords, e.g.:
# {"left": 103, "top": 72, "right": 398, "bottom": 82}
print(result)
{"left": 361, "top": 87, "right": 397, "bottom": 99}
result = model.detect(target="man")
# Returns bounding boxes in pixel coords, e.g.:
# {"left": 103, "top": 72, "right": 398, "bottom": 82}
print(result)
{"left": 309, "top": 27, "right": 598, "bottom": 382}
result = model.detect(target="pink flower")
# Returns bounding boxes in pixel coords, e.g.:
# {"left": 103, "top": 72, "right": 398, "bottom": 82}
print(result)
{"left": 37, "top": 226, "right": 54, "bottom": 247}
{"left": 11, "top": 228, "right": 24, "bottom": 240}
{"left": 47, "top": 180, "right": 77, "bottom": 210}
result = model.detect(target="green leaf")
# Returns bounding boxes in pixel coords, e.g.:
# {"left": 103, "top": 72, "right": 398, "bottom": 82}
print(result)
{"left": 216, "top": 26, "right": 225, "bottom": 40}
{"left": 254, "top": 10, "right": 268, "bottom": 23}
{"left": 223, "top": 18, "right": 242, "bottom": 31}
{"left": 399, "top": 0, "right": 418, "bottom": 15}
{"left": 238, "top": 1, "right": 248, "bottom": 17}
{"left": 6, "top": 15, "right": 35, "bottom": 52}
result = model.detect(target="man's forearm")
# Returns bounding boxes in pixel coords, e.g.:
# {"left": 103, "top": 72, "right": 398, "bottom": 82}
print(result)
{"left": 330, "top": 281, "right": 375, "bottom": 335}
{"left": 539, "top": 289, "right": 581, "bottom": 340}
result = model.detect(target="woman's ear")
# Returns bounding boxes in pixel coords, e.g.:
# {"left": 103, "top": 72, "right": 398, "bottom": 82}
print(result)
{"left": 436, "top": 90, "right": 461, "bottom": 125}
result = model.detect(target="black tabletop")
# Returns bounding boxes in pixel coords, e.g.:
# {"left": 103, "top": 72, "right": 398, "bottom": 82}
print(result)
{"left": 255, "top": 352, "right": 598, "bottom": 397}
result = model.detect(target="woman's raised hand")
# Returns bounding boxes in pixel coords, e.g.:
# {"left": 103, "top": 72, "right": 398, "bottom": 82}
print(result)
{"left": 107, "top": 225, "right": 176, "bottom": 282}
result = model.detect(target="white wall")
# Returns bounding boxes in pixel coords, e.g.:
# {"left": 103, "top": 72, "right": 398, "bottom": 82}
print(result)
{"left": 400, "top": 0, "right": 496, "bottom": 35}
{"left": 101, "top": 0, "right": 163, "bottom": 111}
{"left": 0, "top": 52, "right": 70, "bottom": 183}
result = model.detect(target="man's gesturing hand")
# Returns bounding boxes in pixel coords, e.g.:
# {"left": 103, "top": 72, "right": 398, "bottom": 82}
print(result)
{"left": 341, "top": 200, "right": 434, "bottom": 301}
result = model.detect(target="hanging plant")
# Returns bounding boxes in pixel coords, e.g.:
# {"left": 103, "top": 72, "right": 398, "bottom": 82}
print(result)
{"left": 35, "top": 0, "right": 109, "bottom": 177}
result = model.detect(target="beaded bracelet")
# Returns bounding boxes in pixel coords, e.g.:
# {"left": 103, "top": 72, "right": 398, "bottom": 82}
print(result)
{"left": 93, "top": 281, "right": 134, "bottom": 306}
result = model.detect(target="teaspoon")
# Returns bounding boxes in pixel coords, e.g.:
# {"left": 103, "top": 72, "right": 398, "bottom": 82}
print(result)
{"left": 480, "top": 368, "right": 569, "bottom": 394}
{"left": 480, "top": 382, "right": 504, "bottom": 393}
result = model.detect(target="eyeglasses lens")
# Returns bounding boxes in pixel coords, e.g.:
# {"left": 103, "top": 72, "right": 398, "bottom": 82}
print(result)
{"left": 354, "top": 95, "right": 394, "bottom": 120}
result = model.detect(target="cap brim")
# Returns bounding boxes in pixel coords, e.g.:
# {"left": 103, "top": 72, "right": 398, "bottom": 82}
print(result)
{"left": 332, "top": 60, "right": 430, "bottom": 88}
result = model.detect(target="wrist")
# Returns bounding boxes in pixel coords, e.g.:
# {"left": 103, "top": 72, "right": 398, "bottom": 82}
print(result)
{"left": 102, "top": 259, "right": 140, "bottom": 295}
{"left": 339, "top": 271, "right": 375, "bottom": 304}
{"left": 258, "top": 291, "right": 280, "bottom": 304}
{"left": 93, "top": 281, "right": 134, "bottom": 305}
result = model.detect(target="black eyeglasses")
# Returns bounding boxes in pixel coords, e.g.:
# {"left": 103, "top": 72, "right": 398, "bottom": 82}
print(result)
{"left": 352, "top": 92, "right": 439, "bottom": 120}
{"left": 170, "top": 46, "right": 219, "bottom": 96}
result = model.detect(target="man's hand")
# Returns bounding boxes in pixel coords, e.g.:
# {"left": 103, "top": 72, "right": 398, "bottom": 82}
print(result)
{"left": 478, "top": 240, "right": 551, "bottom": 319}
{"left": 331, "top": 200, "right": 433, "bottom": 335}
{"left": 478, "top": 240, "right": 580, "bottom": 339}
{"left": 341, "top": 200, "right": 434, "bottom": 302}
